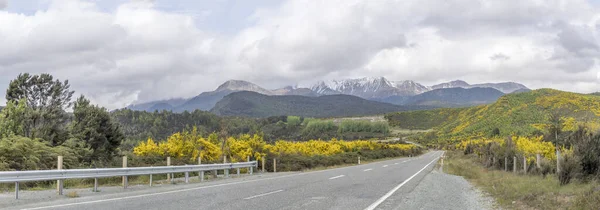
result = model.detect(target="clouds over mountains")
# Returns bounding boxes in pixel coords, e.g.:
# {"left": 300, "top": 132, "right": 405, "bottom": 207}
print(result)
{"left": 0, "top": 0, "right": 599, "bottom": 109}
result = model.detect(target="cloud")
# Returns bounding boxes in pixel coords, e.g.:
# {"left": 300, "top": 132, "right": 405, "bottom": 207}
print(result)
{"left": 490, "top": 53, "right": 510, "bottom": 61}
{"left": 0, "top": 0, "right": 6, "bottom": 9}
{"left": 0, "top": 0, "right": 599, "bottom": 109}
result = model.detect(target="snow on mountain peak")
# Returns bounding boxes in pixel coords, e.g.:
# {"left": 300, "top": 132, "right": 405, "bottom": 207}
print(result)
{"left": 310, "top": 77, "right": 428, "bottom": 98}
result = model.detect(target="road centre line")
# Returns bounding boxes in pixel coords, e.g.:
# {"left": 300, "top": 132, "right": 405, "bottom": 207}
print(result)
{"left": 329, "top": 175, "right": 345, "bottom": 180}
{"left": 363, "top": 169, "right": 373, "bottom": 172}
{"left": 243, "top": 190, "right": 284, "bottom": 200}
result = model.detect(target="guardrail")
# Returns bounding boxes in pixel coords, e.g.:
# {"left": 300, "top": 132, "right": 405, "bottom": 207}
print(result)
{"left": 0, "top": 161, "right": 258, "bottom": 199}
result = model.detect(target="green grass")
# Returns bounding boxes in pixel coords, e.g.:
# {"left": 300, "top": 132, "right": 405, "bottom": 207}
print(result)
{"left": 444, "top": 151, "right": 600, "bottom": 209}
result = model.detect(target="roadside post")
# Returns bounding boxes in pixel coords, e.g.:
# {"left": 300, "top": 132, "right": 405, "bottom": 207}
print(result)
{"left": 123, "top": 156, "right": 128, "bottom": 189}
{"left": 57, "top": 156, "right": 63, "bottom": 195}
{"left": 199, "top": 157, "right": 204, "bottom": 182}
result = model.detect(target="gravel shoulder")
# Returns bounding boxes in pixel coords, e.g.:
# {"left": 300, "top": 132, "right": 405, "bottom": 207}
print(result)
{"left": 393, "top": 168, "right": 497, "bottom": 210}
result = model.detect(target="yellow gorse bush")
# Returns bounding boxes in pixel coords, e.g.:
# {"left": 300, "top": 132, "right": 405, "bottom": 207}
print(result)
{"left": 513, "top": 136, "right": 556, "bottom": 162}
{"left": 134, "top": 131, "right": 417, "bottom": 161}
{"left": 456, "top": 136, "right": 556, "bottom": 163}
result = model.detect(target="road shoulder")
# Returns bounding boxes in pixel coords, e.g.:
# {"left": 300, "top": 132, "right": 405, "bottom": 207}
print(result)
{"left": 393, "top": 168, "right": 497, "bottom": 210}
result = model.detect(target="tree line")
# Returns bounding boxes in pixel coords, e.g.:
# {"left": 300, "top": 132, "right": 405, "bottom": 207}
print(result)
{"left": 0, "top": 73, "right": 124, "bottom": 170}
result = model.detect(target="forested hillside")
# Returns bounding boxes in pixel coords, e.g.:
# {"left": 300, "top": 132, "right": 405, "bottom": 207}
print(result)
{"left": 385, "top": 89, "right": 600, "bottom": 144}
{"left": 210, "top": 91, "right": 430, "bottom": 117}
{"left": 403, "top": 87, "right": 504, "bottom": 107}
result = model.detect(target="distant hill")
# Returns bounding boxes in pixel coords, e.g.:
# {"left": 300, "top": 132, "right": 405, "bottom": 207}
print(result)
{"left": 431, "top": 80, "right": 529, "bottom": 93}
{"left": 175, "top": 90, "right": 233, "bottom": 112}
{"left": 511, "top": 88, "right": 531, "bottom": 94}
{"left": 403, "top": 87, "right": 504, "bottom": 107}
{"left": 376, "top": 95, "right": 411, "bottom": 105}
{"left": 590, "top": 92, "right": 600, "bottom": 96}
{"left": 211, "top": 91, "right": 431, "bottom": 118}
{"left": 127, "top": 98, "right": 187, "bottom": 112}
{"left": 385, "top": 89, "right": 600, "bottom": 143}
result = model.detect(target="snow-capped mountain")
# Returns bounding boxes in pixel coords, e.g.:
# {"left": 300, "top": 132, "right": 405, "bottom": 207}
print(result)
{"left": 215, "top": 80, "right": 273, "bottom": 95}
{"left": 471, "top": 82, "right": 529, "bottom": 94}
{"left": 431, "top": 80, "right": 529, "bottom": 93}
{"left": 431, "top": 80, "right": 470, "bottom": 89}
{"left": 311, "top": 81, "right": 342, "bottom": 95}
{"left": 390, "top": 80, "right": 432, "bottom": 95}
{"left": 311, "top": 77, "right": 430, "bottom": 98}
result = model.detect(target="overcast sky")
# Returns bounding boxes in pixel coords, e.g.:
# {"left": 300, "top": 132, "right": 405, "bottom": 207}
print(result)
{"left": 1, "top": 0, "right": 599, "bottom": 109}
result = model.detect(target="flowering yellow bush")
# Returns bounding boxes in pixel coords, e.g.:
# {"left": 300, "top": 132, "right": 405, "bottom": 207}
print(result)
{"left": 514, "top": 136, "right": 556, "bottom": 162}
{"left": 455, "top": 138, "right": 503, "bottom": 151}
{"left": 134, "top": 130, "right": 417, "bottom": 161}
{"left": 456, "top": 136, "right": 556, "bottom": 163}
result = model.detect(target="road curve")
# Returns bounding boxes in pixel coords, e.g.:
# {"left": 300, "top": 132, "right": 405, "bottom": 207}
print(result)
{"left": 9, "top": 151, "right": 443, "bottom": 210}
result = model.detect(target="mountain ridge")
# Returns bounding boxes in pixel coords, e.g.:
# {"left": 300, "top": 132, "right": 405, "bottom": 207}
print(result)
{"left": 126, "top": 77, "right": 530, "bottom": 113}
{"left": 210, "top": 91, "right": 432, "bottom": 118}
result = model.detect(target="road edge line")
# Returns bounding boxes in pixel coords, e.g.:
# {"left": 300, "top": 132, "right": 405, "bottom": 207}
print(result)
{"left": 364, "top": 151, "right": 443, "bottom": 210}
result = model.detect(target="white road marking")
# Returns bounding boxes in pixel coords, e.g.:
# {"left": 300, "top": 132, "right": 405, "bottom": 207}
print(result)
{"left": 243, "top": 190, "right": 284, "bottom": 200}
{"left": 382, "top": 165, "right": 388, "bottom": 168}
{"left": 363, "top": 168, "right": 373, "bottom": 172}
{"left": 329, "top": 175, "right": 345, "bottom": 180}
{"left": 394, "top": 163, "right": 399, "bottom": 165}
{"left": 365, "top": 151, "right": 443, "bottom": 210}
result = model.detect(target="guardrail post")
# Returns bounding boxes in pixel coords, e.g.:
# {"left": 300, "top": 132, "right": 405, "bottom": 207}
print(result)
{"left": 123, "top": 156, "right": 128, "bottom": 189}
{"left": 94, "top": 178, "right": 98, "bottom": 192}
{"left": 57, "top": 156, "right": 63, "bottom": 195}
{"left": 247, "top": 156, "right": 251, "bottom": 174}
{"left": 198, "top": 157, "right": 204, "bottom": 182}
{"left": 149, "top": 169, "right": 153, "bottom": 187}
{"left": 167, "top": 157, "right": 172, "bottom": 183}
{"left": 237, "top": 167, "right": 240, "bottom": 176}
{"left": 262, "top": 156, "right": 265, "bottom": 173}
{"left": 185, "top": 165, "right": 189, "bottom": 184}
{"left": 358, "top": 156, "right": 361, "bottom": 165}
{"left": 504, "top": 157, "right": 508, "bottom": 171}
{"left": 250, "top": 161, "right": 253, "bottom": 175}
{"left": 15, "top": 182, "right": 19, "bottom": 199}
{"left": 273, "top": 158, "right": 277, "bottom": 173}
{"left": 224, "top": 156, "right": 229, "bottom": 178}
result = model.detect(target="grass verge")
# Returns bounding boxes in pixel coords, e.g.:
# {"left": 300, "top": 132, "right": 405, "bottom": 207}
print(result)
{"left": 443, "top": 151, "right": 600, "bottom": 209}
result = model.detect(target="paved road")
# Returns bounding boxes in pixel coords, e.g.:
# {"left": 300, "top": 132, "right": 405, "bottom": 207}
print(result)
{"left": 8, "top": 151, "right": 443, "bottom": 210}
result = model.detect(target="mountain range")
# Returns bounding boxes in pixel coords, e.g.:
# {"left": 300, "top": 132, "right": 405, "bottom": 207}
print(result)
{"left": 210, "top": 91, "right": 431, "bottom": 118}
{"left": 126, "top": 77, "right": 530, "bottom": 113}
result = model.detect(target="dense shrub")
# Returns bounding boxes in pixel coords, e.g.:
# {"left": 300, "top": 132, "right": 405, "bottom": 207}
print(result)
{"left": 0, "top": 136, "right": 77, "bottom": 170}
{"left": 558, "top": 153, "right": 580, "bottom": 185}
{"left": 572, "top": 130, "right": 600, "bottom": 178}
{"left": 338, "top": 120, "right": 390, "bottom": 134}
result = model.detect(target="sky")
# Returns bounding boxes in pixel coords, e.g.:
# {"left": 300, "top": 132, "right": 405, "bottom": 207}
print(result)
{"left": 0, "top": 0, "right": 599, "bottom": 109}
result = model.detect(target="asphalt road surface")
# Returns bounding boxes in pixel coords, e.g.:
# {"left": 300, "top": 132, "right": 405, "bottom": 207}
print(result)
{"left": 8, "top": 151, "right": 443, "bottom": 210}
